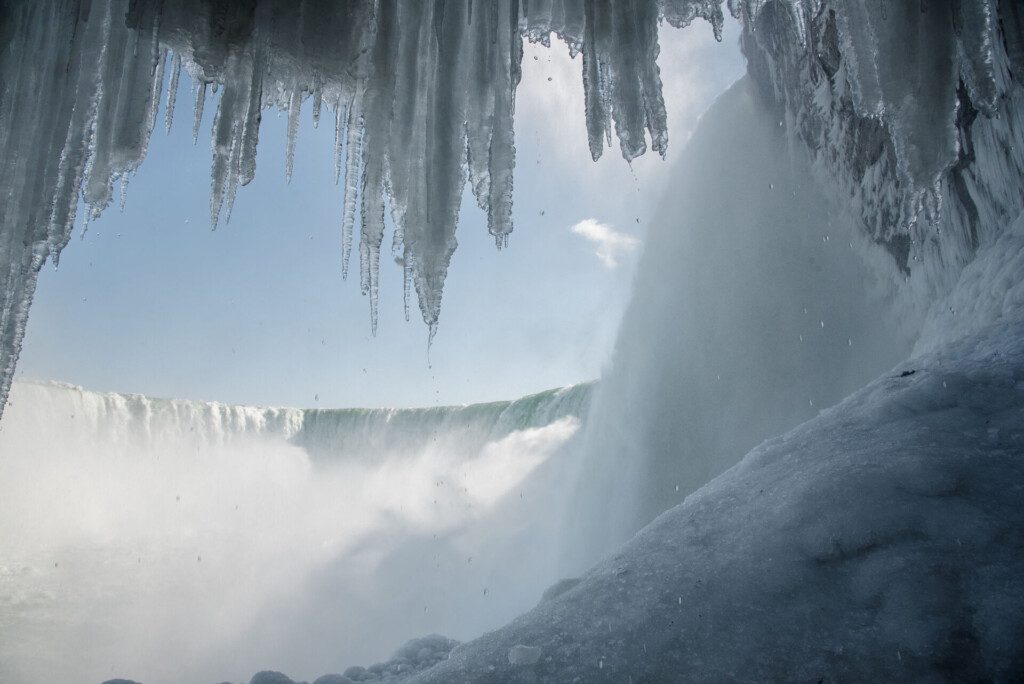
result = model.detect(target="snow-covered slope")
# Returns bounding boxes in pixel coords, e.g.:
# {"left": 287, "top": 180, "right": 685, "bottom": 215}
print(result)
{"left": 397, "top": 316, "right": 1024, "bottom": 682}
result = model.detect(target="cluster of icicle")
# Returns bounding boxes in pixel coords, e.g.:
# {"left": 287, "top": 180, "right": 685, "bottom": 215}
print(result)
{"left": 740, "top": 0, "right": 1024, "bottom": 304}
{"left": 0, "top": 0, "right": 725, "bottom": 418}
{"left": 1, "top": 0, "right": 1019, "bottom": 420}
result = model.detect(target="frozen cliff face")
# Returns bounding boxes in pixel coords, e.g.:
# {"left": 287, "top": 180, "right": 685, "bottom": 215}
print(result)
{"left": 740, "top": 0, "right": 1024, "bottom": 322}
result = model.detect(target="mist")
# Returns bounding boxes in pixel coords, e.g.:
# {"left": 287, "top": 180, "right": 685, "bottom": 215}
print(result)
{"left": 0, "top": 381, "right": 583, "bottom": 682}
{"left": 566, "top": 77, "right": 914, "bottom": 564}
{"left": 0, "top": 77, "right": 921, "bottom": 684}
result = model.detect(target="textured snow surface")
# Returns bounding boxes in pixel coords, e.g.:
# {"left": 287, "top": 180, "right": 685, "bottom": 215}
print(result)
{"left": 391, "top": 316, "right": 1024, "bottom": 682}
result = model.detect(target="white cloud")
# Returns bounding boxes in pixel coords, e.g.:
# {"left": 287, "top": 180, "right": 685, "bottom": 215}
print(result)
{"left": 571, "top": 219, "right": 640, "bottom": 269}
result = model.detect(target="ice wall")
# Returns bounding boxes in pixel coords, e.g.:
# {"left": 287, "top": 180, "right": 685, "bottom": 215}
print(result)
{"left": 0, "top": 0, "right": 724, "bottom": 420}
{"left": 741, "top": 0, "right": 1024, "bottom": 322}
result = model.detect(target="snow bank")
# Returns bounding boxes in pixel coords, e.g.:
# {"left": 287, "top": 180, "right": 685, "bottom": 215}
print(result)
{"left": 402, "top": 316, "right": 1024, "bottom": 682}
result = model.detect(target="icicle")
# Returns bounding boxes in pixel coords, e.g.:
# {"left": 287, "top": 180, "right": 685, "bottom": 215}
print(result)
{"left": 340, "top": 87, "right": 365, "bottom": 280}
{"left": 165, "top": 52, "right": 180, "bottom": 134}
{"left": 285, "top": 85, "right": 302, "bottom": 184}
{"left": 403, "top": 257, "right": 413, "bottom": 323}
{"left": 119, "top": 173, "right": 130, "bottom": 212}
{"left": 7, "top": 0, "right": 1012, "bottom": 422}
{"left": 312, "top": 77, "right": 323, "bottom": 128}
{"left": 192, "top": 81, "right": 206, "bottom": 145}
{"left": 334, "top": 96, "right": 349, "bottom": 185}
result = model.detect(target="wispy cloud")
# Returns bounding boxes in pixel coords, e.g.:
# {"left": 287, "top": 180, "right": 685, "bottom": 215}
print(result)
{"left": 570, "top": 219, "right": 640, "bottom": 269}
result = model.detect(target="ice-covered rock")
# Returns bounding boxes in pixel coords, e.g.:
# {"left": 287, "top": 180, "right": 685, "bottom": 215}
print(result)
{"left": 333, "top": 634, "right": 460, "bottom": 681}
{"left": 405, "top": 316, "right": 1024, "bottom": 681}
{"left": 538, "top": 577, "right": 582, "bottom": 604}
{"left": 507, "top": 644, "right": 542, "bottom": 666}
{"left": 250, "top": 672, "right": 297, "bottom": 684}
{"left": 741, "top": 0, "right": 1024, "bottom": 313}
{"left": 312, "top": 675, "right": 356, "bottom": 684}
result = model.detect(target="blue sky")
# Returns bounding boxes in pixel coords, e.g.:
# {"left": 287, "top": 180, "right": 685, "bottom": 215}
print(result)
{"left": 17, "top": 20, "right": 744, "bottom": 408}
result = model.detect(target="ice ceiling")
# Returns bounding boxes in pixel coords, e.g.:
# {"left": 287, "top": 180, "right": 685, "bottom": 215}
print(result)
{"left": 0, "top": 0, "right": 1016, "bottom": 417}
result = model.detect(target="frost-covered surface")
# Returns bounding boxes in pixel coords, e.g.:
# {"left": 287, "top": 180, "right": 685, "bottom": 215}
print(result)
{"left": 240, "top": 634, "right": 460, "bottom": 684}
{"left": 334, "top": 634, "right": 461, "bottom": 682}
{"left": 0, "top": 0, "right": 724, "bottom": 419}
{"left": 741, "top": 0, "right": 1024, "bottom": 319}
{"left": 386, "top": 316, "right": 1024, "bottom": 682}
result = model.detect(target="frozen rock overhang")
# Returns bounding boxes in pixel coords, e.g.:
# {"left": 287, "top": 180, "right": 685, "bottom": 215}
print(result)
{"left": 0, "top": 0, "right": 1021, "bottom": 418}
{"left": 740, "top": 0, "right": 1024, "bottom": 305}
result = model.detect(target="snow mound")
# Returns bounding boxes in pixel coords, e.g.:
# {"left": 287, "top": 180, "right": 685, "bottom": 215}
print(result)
{"left": 398, "top": 318, "right": 1024, "bottom": 682}
{"left": 336, "top": 634, "right": 460, "bottom": 682}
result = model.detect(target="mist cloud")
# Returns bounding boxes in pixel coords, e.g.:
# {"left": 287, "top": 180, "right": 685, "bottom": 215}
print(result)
{"left": 571, "top": 219, "right": 640, "bottom": 269}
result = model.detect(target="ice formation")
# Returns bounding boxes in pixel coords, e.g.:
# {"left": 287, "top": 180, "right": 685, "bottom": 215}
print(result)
{"left": 0, "top": 0, "right": 724, "bottom": 419}
{"left": 2, "top": 0, "right": 1018, "bottom": 421}
{"left": 741, "top": 0, "right": 1024, "bottom": 308}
